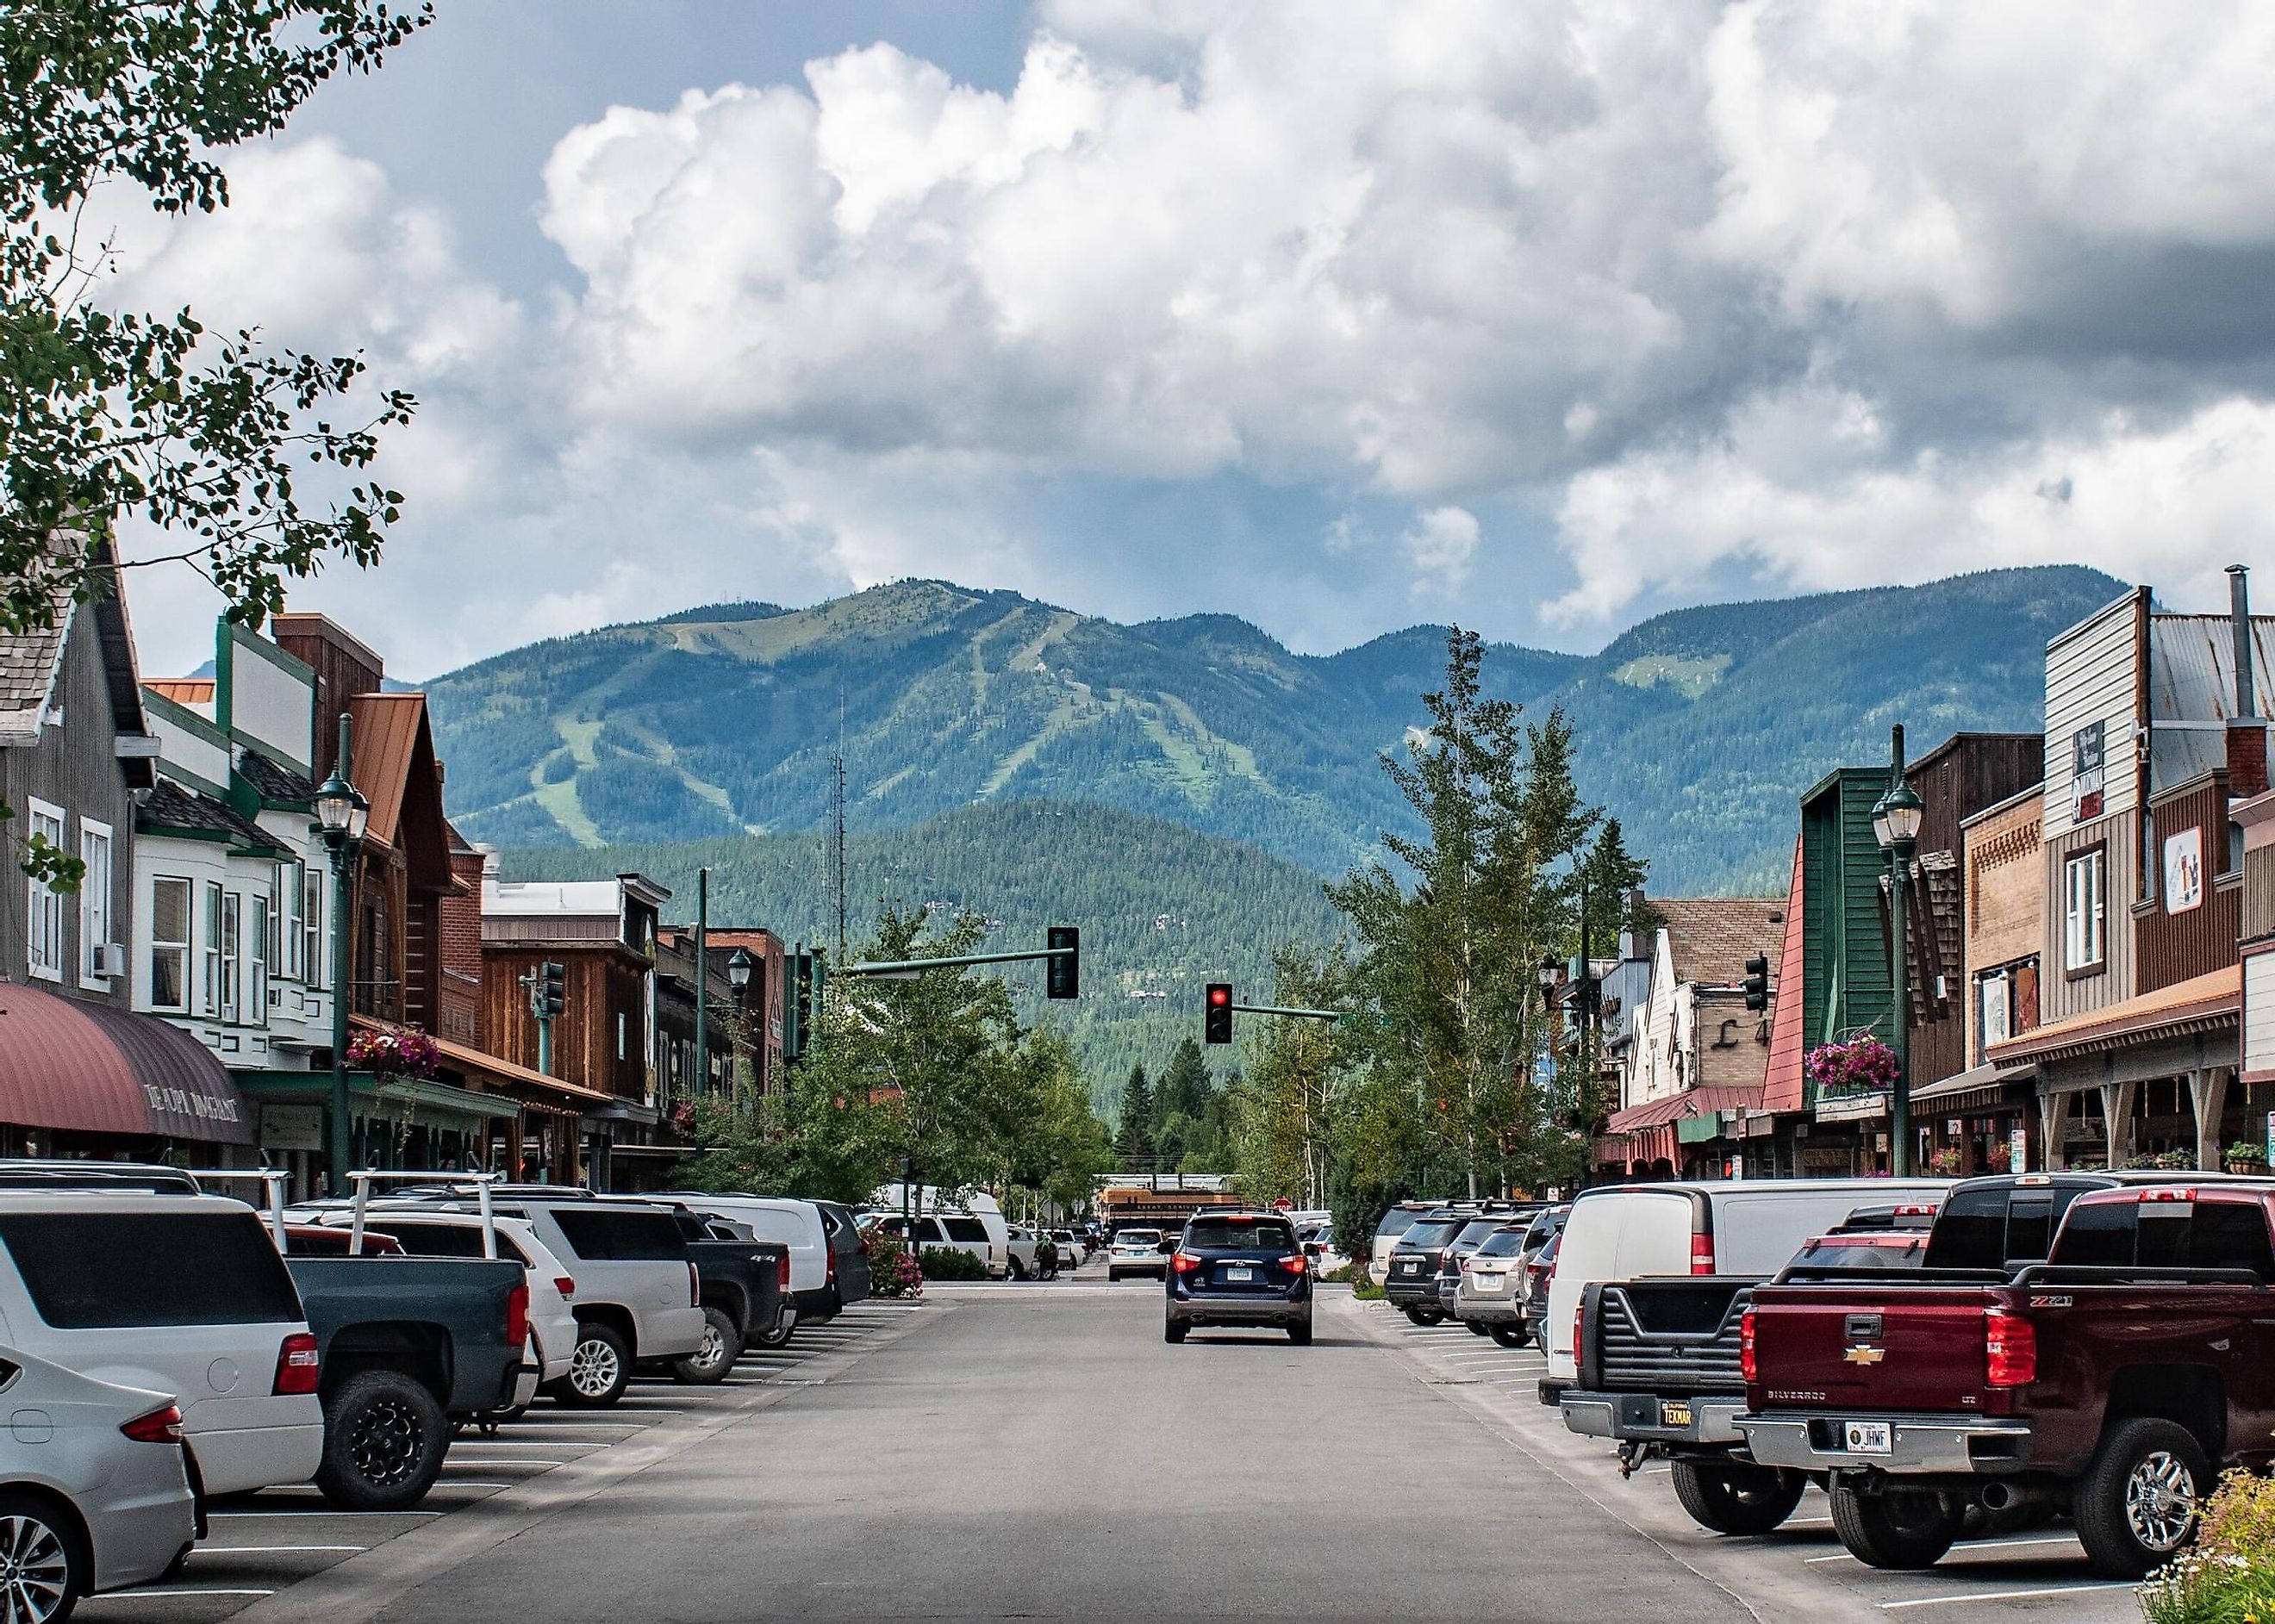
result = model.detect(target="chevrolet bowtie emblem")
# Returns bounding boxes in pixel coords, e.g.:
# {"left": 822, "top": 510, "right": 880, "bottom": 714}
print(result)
{"left": 1844, "top": 1345, "right": 1886, "bottom": 1366}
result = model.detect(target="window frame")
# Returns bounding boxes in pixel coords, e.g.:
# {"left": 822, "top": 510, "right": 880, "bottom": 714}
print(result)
{"left": 23, "top": 798, "right": 65, "bottom": 982}
{"left": 218, "top": 890, "right": 242, "bottom": 1024}
{"left": 147, "top": 875, "right": 193, "bottom": 1012}
{"left": 245, "top": 892, "right": 269, "bottom": 1023}
{"left": 303, "top": 865, "right": 323, "bottom": 992}
{"left": 202, "top": 880, "right": 223, "bottom": 1016}
{"left": 2063, "top": 843, "right": 2108, "bottom": 979}
{"left": 76, "top": 817, "right": 112, "bottom": 988}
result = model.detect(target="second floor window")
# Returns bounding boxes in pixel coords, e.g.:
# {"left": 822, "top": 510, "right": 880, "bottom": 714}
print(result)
{"left": 246, "top": 895, "right": 269, "bottom": 1021}
{"left": 25, "top": 800, "right": 64, "bottom": 981}
{"left": 148, "top": 877, "right": 191, "bottom": 1011}
{"left": 2064, "top": 846, "right": 2106, "bottom": 973}
{"left": 78, "top": 820, "right": 112, "bottom": 985}
{"left": 219, "top": 891, "right": 241, "bottom": 1024}
{"left": 303, "top": 866, "right": 323, "bottom": 991}
{"left": 203, "top": 881, "right": 223, "bottom": 1016}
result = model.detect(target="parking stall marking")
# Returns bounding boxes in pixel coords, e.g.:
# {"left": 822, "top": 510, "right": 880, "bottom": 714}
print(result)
{"left": 1877, "top": 1583, "right": 2135, "bottom": 1609}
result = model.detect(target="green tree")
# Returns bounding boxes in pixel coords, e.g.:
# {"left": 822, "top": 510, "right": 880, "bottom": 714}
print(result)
{"left": 1116, "top": 1063, "right": 1156, "bottom": 1167}
{"left": 1231, "top": 945, "right": 1362, "bottom": 1206}
{"left": 3, "top": 0, "right": 427, "bottom": 886}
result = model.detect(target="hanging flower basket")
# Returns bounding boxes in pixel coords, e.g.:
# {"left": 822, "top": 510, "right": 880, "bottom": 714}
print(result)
{"left": 1806, "top": 1036, "right": 1898, "bottom": 1097}
{"left": 346, "top": 1026, "right": 441, "bottom": 1081}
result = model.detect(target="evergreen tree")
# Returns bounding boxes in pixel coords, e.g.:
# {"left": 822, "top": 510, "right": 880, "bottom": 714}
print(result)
{"left": 1155, "top": 1038, "right": 1215, "bottom": 1127}
{"left": 1116, "top": 1065, "right": 1156, "bottom": 1166}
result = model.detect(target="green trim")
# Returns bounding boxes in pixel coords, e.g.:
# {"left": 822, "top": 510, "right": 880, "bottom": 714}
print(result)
{"left": 142, "top": 688, "right": 228, "bottom": 747}
{"left": 228, "top": 625, "right": 315, "bottom": 684}
{"left": 221, "top": 624, "right": 315, "bottom": 777}
{"left": 234, "top": 1070, "right": 517, "bottom": 1124}
{"left": 136, "top": 820, "right": 241, "bottom": 849}
{"left": 213, "top": 617, "right": 233, "bottom": 740}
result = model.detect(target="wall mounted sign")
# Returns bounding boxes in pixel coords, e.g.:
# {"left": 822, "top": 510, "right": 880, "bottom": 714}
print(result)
{"left": 2071, "top": 720, "right": 2106, "bottom": 821}
{"left": 2163, "top": 825, "right": 2203, "bottom": 914}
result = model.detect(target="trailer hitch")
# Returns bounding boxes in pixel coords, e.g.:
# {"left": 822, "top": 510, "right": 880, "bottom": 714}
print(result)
{"left": 1617, "top": 1440, "right": 1659, "bottom": 1478}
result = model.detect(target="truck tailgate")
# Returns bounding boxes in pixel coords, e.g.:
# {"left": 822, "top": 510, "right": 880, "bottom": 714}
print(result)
{"left": 1748, "top": 1285, "right": 2005, "bottom": 1415}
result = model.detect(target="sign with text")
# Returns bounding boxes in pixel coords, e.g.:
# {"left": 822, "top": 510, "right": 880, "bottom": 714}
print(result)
{"left": 2071, "top": 721, "right": 2106, "bottom": 821}
{"left": 261, "top": 1104, "right": 323, "bottom": 1152}
{"left": 2164, "top": 825, "right": 2203, "bottom": 914}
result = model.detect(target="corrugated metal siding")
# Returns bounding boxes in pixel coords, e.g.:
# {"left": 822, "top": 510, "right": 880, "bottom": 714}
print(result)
{"left": 2245, "top": 844, "right": 2275, "bottom": 946}
{"left": 2147, "top": 617, "right": 2275, "bottom": 797}
{"left": 2042, "top": 813, "right": 2135, "bottom": 1022}
{"left": 2045, "top": 590, "right": 2145, "bottom": 841}
{"left": 2138, "top": 775, "right": 2241, "bottom": 993}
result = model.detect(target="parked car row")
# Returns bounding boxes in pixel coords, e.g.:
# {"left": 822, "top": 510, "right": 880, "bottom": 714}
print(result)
{"left": 1375, "top": 1171, "right": 2275, "bottom": 1588}
{"left": 0, "top": 1162, "right": 864, "bottom": 1622}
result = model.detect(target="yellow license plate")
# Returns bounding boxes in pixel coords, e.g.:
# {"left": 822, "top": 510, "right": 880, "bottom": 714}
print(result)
{"left": 1660, "top": 1401, "right": 1693, "bottom": 1428}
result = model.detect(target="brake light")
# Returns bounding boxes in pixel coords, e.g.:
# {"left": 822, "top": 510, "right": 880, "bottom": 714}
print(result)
{"left": 2141, "top": 1188, "right": 2197, "bottom": 1203}
{"left": 506, "top": 1281, "right": 529, "bottom": 1348}
{"left": 1739, "top": 1308, "right": 1757, "bottom": 1384}
{"left": 1571, "top": 1297, "right": 1586, "bottom": 1369}
{"left": 1277, "top": 1254, "right": 1306, "bottom": 1275}
{"left": 1894, "top": 1204, "right": 1937, "bottom": 1216}
{"left": 1170, "top": 1252, "right": 1203, "bottom": 1273}
{"left": 555, "top": 1275, "right": 577, "bottom": 1300}
{"left": 1690, "top": 1233, "right": 1717, "bottom": 1275}
{"left": 776, "top": 1252, "right": 790, "bottom": 1292}
{"left": 273, "top": 1332, "right": 321, "bottom": 1396}
{"left": 1985, "top": 1309, "right": 2036, "bottom": 1387}
{"left": 120, "top": 1403, "right": 183, "bottom": 1445}
{"left": 688, "top": 1262, "right": 701, "bottom": 1308}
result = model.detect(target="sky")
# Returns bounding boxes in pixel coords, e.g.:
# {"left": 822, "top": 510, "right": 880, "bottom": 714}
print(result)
{"left": 106, "top": 0, "right": 2275, "bottom": 680}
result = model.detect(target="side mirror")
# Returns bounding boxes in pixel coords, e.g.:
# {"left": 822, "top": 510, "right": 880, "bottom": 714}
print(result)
{"left": 1158, "top": 1237, "right": 1176, "bottom": 1254}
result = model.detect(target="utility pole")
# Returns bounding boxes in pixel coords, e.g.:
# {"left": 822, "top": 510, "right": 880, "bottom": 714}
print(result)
{"left": 693, "top": 867, "right": 709, "bottom": 1103}
{"left": 833, "top": 692, "right": 849, "bottom": 962}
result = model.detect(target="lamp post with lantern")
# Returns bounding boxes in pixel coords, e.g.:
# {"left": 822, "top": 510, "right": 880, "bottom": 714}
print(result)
{"left": 313, "top": 715, "right": 371, "bottom": 1198}
{"left": 1871, "top": 725, "right": 1926, "bottom": 1178}
{"left": 726, "top": 946, "right": 755, "bottom": 1092}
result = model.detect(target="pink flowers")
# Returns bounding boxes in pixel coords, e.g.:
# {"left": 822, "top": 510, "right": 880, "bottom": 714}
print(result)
{"left": 1805, "top": 1035, "right": 1898, "bottom": 1096}
{"left": 346, "top": 1026, "right": 442, "bottom": 1080}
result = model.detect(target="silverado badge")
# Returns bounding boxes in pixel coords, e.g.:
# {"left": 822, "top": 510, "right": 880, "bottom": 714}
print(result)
{"left": 1843, "top": 1345, "right": 1886, "bottom": 1366}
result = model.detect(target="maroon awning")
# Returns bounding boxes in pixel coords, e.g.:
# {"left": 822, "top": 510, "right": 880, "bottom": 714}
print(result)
{"left": 0, "top": 984, "right": 252, "bottom": 1144}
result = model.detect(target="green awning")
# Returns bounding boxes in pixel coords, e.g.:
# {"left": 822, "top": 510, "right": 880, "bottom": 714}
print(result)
{"left": 234, "top": 1070, "right": 518, "bottom": 1123}
{"left": 1675, "top": 1111, "right": 1730, "bottom": 1145}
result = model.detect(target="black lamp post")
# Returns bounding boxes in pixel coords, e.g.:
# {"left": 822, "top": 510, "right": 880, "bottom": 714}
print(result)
{"left": 313, "top": 716, "right": 370, "bottom": 1198}
{"left": 1871, "top": 725, "right": 1925, "bottom": 1178}
{"left": 726, "top": 948, "right": 753, "bottom": 1092}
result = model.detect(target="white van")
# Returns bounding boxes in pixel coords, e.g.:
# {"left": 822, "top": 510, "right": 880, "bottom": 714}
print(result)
{"left": 869, "top": 1185, "right": 1012, "bottom": 1279}
{"left": 664, "top": 1194, "right": 834, "bottom": 1329}
{"left": 1542, "top": 1179, "right": 1948, "bottom": 1386}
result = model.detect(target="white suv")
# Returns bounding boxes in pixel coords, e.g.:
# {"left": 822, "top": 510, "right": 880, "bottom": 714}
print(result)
{"left": 0, "top": 1188, "right": 323, "bottom": 1497}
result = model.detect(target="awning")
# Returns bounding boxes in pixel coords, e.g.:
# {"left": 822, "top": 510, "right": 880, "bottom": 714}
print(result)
{"left": 1910, "top": 1062, "right": 2036, "bottom": 1117}
{"left": 1604, "top": 1085, "right": 1765, "bottom": 1135}
{"left": 234, "top": 1072, "right": 519, "bottom": 1123}
{"left": 1988, "top": 967, "right": 2239, "bottom": 1069}
{"left": 350, "top": 1017, "right": 612, "bottom": 1117}
{"left": 0, "top": 983, "right": 252, "bottom": 1143}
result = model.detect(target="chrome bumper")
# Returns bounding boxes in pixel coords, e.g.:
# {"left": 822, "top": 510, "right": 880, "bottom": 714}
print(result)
{"left": 1561, "top": 1390, "right": 1747, "bottom": 1447}
{"left": 1736, "top": 1414, "right": 2033, "bottom": 1474}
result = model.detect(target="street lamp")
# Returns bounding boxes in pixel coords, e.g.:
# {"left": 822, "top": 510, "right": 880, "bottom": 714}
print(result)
{"left": 314, "top": 716, "right": 370, "bottom": 1198}
{"left": 1872, "top": 725, "right": 1924, "bottom": 1179}
{"left": 727, "top": 947, "right": 753, "bottom": 992}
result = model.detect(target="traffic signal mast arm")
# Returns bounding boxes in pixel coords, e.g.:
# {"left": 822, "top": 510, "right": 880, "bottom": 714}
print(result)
{"left": 836, "top": 944, "right": 1074, "bottom": 977}
{"left": 1231, "top": 1002, "right": 1349, "bottom": 1021}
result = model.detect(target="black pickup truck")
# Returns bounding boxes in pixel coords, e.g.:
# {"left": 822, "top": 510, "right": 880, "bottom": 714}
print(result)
{"left": 1560, "top": 1175, "right": 2141, "bottom": 1536}
{"left": 280, "top": 1238, "right": 528, "bottom": 1511}
{"left": 655, "top": 1204, "right": 788, "bottom": 1383}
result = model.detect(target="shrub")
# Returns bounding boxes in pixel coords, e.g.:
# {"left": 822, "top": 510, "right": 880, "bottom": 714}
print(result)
{"left": 919, "top": 1245, "right": 989, "bottom": 1281}
{"left": 1349, "top": 1272, "right": 1385, "bottom": 1300}
{"left": 2140, "top": 1469, "right": 2275, "bottom": 1624}
{"left": 864, "top": 1233, "right": 923, "bottom": 1298}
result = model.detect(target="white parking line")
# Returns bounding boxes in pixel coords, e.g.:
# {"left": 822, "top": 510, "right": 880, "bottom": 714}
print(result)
{"left": 1808, "top": 1537, "right": 2081, "bottom": 1565}
{"left": 206, "top": 1510, "right": 441, "bottom": 1520}
{"left": 446, "top": 1440, "right": 608, "bottom": 1448}
{"left": 1878, "top": 1582, "right": 2133, "bottom": 1609}
{"left": 191, "top": 1545, "right": 367, "bottom": 1555}
{"left": 99, "top": 1590, "right": 279, "bottom": 1601}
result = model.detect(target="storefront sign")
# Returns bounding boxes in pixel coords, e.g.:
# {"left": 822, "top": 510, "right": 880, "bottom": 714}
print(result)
{"left": 261, "top": 1104, "right": 323, "bottom": 1152}
{"left": 2266, "top": 1111, "right": 2275, "bottom": 1170}
{"left": 2009, "top": 1125, "right": 2029, "bottom": 1175}
{"left": 2164, "top": 826, "right": 2203, "bottom": 914}
{"left": 2072, "top": 721, "right": 2106, "bottom": 820}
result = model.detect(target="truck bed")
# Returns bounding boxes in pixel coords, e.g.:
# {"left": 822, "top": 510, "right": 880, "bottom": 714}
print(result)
{"left": 286, "top": 1255, "right": 526, "bottom": 1415}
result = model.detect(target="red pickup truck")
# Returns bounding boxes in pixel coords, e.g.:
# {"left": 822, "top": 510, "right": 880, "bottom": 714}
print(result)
{"left": 1736, "top": 1183, "right": 2275, "bottom": 1577}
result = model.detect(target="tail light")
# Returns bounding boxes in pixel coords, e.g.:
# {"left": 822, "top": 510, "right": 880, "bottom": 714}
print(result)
{"left": 1571, "top": 1297, "right": 1586, "bottom": 1369}
{"left": 1690, "top": 1233, "right": 1717, "bottom": 1275}
{"left": 506, "top": 1281, "right": 529, "bottom": 1349}
{"left": 776, "top": 1252, "right": 790, "bottom": 1293}
{"left": 1170, "top": 1251, "right": 1203, "bottom": 1273}
{"left": 1985, "top": 1309, "right": 2036, "bottom": 1387}
{"left": 1739, "top": 1308, "right": 1757, "bottom": 1384}
{"left": 826, "top": 1238, "right": 839, "bottom": 1282}
{"left": 688, "top": 1262, "right": 701, "bottom": 1308}
{"left": 554, "top": 1275, "right": 577, "bottom": 1300}
{"left": 273, "top": 1332, "right": 321, "bottom": 1396}
{"left": 1277, "top": 1254, "right": 1306, "bottom": 1275}
{"left": 1459, "top": 1255, "right": 1473, "bottom": 1274}
{"left": 121, "top": 1403, "right": 184, "bottom": 1445}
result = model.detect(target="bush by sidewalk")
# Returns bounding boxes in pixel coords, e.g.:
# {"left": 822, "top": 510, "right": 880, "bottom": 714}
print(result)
{"left": 2140, "top": 1469, "right": 2275, "bottom": 1623}
{"left": 919, "top": 1245, "right": 989, "bottom": 1281}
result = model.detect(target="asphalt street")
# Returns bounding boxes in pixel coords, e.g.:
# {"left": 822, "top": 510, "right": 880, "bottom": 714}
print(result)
{"left": 84, "top": 1267, "right": 2150, "bottom": 1623}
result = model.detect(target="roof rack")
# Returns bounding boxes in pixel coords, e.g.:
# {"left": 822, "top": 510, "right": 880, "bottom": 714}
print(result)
{"left": 0, "top": 1159, "right": 201, "bottom": 1194}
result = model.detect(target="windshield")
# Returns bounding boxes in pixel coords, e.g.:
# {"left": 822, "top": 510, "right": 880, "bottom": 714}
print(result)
{"left": 1185, "top": 1218, "right": 1295, "bottom": 1250}
{"left": 1399, "top": 1220, "right": 1464, "bottom": 1249}
{"left": 1473, "top": 1229, "right": 1526, "bottom": 1259}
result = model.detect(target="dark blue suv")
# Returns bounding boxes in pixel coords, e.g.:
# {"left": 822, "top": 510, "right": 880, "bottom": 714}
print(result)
{"left": 1164, "top": 1212, "right": 1312, "bottom": 1345}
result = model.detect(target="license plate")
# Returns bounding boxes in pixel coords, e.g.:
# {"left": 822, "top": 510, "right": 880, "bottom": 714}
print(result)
{"left": 1474, "top": 1272, "right": 1505, "bottom": 1289}
{"left": 1843, "top": 1421, "right": 1893, "bottom": 1455}
{"left": 1660, "top": 1401, "right": 1693, "bottom": 1428}
{"left": 1225, "top": 1266, "right": 1253, "bottom": 1281}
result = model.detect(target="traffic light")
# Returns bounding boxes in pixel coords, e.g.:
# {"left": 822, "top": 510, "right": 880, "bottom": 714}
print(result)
{"left": 1742, "top": 954, "right": 1770, "bottom": 1011}
{"left": 782, "top": 947, "right": 809, "bottom": 1062}
{"left": 1046, "top": 926, "right": 1080, "bottom": 999}
{"left": 532, "top": 961, "right": 565, "bottom": 1020}
{"left": 1204, "top": 983, "right": 1233, "bottom": 1045}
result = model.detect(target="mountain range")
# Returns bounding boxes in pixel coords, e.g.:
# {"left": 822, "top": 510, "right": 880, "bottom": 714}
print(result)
{"left": 428, "top": 565, "right": 2121, "bottom": 893}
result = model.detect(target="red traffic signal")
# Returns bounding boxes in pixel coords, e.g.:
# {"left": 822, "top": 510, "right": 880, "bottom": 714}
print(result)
{"left": 1205, "top": 983, "right": 1233, "bottom": 1044}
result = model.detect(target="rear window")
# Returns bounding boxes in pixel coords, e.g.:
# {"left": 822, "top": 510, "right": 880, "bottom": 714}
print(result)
{"left": 1792, "top": 1238, "right": 1924, "bottom": 1270}
{"left": 1474, "top": 1229, "right": 1526, "bottom": 1259}
{"left": 1923, "top": 1185, "right": 2089, "bottom": 1270}
{"left": 1399, "top": 1220, "right": 1464, "bottom": 1249}
{"left": 2054, "top": 1198, "right": 2275, "bottom": 1279}
{"left": 943, "top": 1216, "right": 989, "bottom": 1244}
{"left": 1454, "top": 1218, "right": 1506, "bottom": 1247}
{"left": 367, "top": 1223, "right": 535, "bottom": 1267}
{"left": 1118, "top": 1229, "right": 1162, "bottom": 1245}
{"left": 547, "top": 1209, "right": 688, "bottom": 1261}
{"left": 1521, "top": 1211, "right": 1564, "bottom": 1250}
{"left": 1375, "top": 1208, "right": 1424, "bottom": 1240}
{"left": 0, "top": 1210, "right": 302, "bottom": 1328}
{"left": 1185, "top": 1218, "right": 1295, "bottom": 1250}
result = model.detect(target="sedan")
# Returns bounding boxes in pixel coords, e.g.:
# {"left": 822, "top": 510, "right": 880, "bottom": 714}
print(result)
{"left": 1164, "top": 1214, "right": 1312, "bottom": 1344}
{"left": 0, "top": 1347, "right": 198, "bottom": 1622}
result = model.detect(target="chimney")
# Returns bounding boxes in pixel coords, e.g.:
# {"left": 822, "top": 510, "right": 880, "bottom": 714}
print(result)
{"left": 478, "top": 843, "right": 501, "bottom": 909}
{"left": 2231, "top": 565, "right": 2268, "bottom": 799}
{"left": 1619, "top": 888, "right": 1649, "bottom": 961}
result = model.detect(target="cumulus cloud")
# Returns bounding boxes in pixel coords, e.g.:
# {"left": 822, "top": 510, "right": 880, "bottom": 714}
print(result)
{"left": 1401, "top": 507, "right": 1481, "bottom": 596}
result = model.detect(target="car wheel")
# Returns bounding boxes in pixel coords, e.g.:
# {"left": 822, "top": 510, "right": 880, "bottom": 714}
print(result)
{"left": 1416, "top": 1307, "right": 1446, "bottom": 1326}
{"left": 1164, "top": 1320, "right": 1187, "bottom": 1343}
{"left": 2073, "top": 1417, "right": 2210, "bottom": 1577}
{"left": 1830, "top": 1480, "right": 1960, "bottom": 1570}
{"left": 1670, "top": 1459, "right": 1807, "bottom": 1536}
{"left": 1006, "top": 1257, "right": 1028, "bottom": 1281}
{"left": 0, "top": 1492, "right": 85, "bottom": 1624}
{"left": 315, "top": 1369, "right": 450, "bottom": 1512}
{"left": 552, "top": 1321, "right": 632, "bottom": 1408}
{"left": 1465, "top": 1319, "right": 1492, "bottom": 1335}
{"left": 671, "top": 1305, "right": 742, "bottom": 1384}
{"left": 1107, "top": 1269, "right": 1120, "bottom": 1283}
{"left": 1287, "top": 1317, "right": 1313, "bottom": 1346}
{"left": 751, "top": 1312, "right": 795, "bottom": 1351}
{"left": 1489, "top": 1324, "right": 1527, "bottom": 1348}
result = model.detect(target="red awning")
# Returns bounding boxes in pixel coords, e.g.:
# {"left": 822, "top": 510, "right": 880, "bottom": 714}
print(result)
{"left": 0, "top": 984, "right": 252, "bottom": 1144}
{"left": 1603, "top": 1085, "right": 1764, "bottom": 1135}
